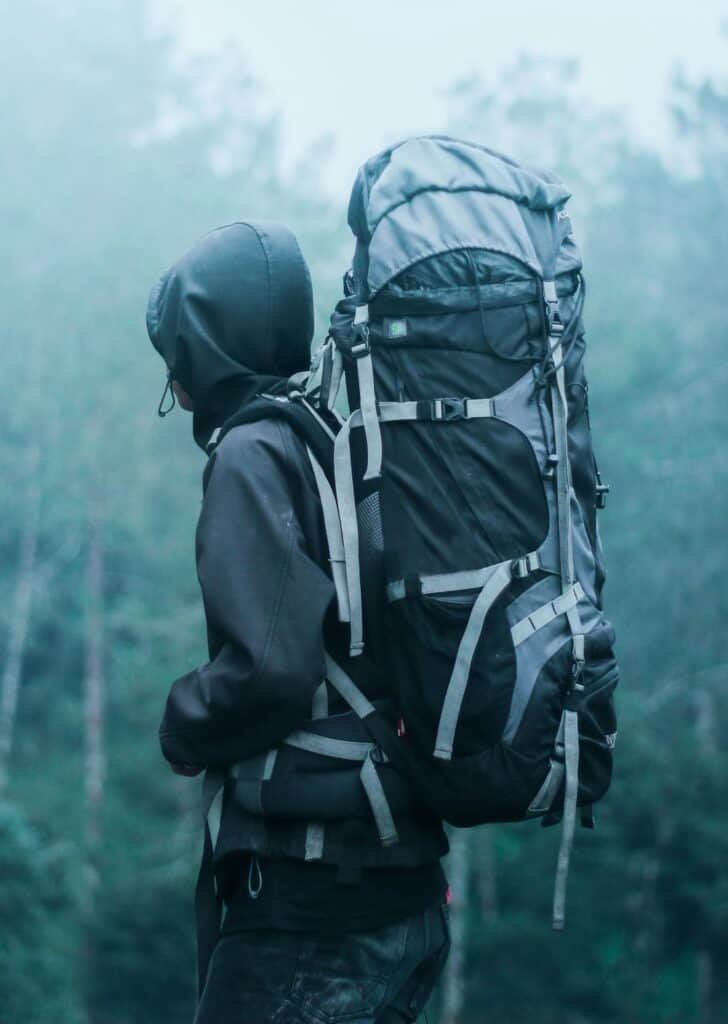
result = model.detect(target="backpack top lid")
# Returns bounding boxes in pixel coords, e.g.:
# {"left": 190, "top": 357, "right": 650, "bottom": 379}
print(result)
{"left": 347, "top": 135, "right": 582, "bottom": 299}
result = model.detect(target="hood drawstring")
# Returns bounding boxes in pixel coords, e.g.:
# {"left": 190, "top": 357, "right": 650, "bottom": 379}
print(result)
{"left": 157, "top": 372, "right": 176, "bottom": 417}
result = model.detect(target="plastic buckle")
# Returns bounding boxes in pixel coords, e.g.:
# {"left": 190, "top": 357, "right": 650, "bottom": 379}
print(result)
{"left": 571, "top": 634, "right": 586, "bottom": 690}
{"left": 437, "top": 397, "right": 467, "bottom": 422}
{"left": 403, "top": 575, "right": 423, "bottom": 598}
{"left": 350, "top": 323, "right": 370, "bottom": 359}
{"left": 545, "top": 301, "right": 565, "bottom": 337}
{"left": 511, "top": 553, "right": 539, "bottom": 579}
{"left": 511, "top": 557, "right": 529, "bottom": 580}
{"left": 596, "top": 479, "right": 610, "bottom": 510}
{"left": 543, "top": 453, "right": 559, "bottom": 479}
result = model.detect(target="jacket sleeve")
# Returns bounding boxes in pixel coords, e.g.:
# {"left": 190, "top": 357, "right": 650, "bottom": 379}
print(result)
{"left": 158, "top": 422, "right": 336, "bottom": 768}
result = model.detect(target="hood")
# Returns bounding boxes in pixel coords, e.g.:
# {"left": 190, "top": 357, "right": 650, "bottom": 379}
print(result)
{"left": 146, "top": 221, "right": 314, "bottom": 450}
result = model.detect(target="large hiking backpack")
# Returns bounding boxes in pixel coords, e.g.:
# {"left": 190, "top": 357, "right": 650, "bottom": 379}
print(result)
{"left": 306, "top": 136, "right": 619, "bottom": 928}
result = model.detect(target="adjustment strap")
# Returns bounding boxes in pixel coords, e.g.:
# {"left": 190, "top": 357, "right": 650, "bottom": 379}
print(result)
{"left": 510, "top": 582, "right": 585, "bottom": 647}
{"left": 305, "top": 681, "right": 327, "bottom": 861}
{"left": 195, "top": 767, "right": 227, "bottom": 998}
{"left": 324, "top": 653, "right": 377, "bottom": 719}
{"left": 544, "top": 280, "right": 574, "bottom": 588}
{"left": 374, "top": 397, "right": 495, "bottom": 423}
{"left": 333, "top": 417, "right": 364, "bottom": 655}
{"left": 528, "top": 714, "right": 566, "bottom": 817}
{"left": 229, "top": 748, "right": 277, "bottom": 815}
{"left": 434, "top": 560, "right": 514, "bottom": 760}
{"left": 552, "top": 709, "right": 580, "bottom": 930}
{"left": 352, "top": 306, "right": 382, "bottom": 481}
{"left": 360, "top": 753, "right": 399, "bottom": 847}
{"left": 306, "top": 446, "right": 351, "bottom": 624}
{"left": 387, "top": 553, "right": 540, "bottom": 604}
{"left": 283, "top": 731, "right": 380, "bottom": 762}
{"left": 311, "top": 680, "right": 329, "bottom": 720}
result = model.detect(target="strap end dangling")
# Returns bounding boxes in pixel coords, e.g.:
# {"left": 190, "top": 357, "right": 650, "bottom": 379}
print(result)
{"left": 157, "top": 372, "right": 176, "bottom": 417}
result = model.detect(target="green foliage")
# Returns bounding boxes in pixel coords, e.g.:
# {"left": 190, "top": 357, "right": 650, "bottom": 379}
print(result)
{"left": 0, "top": 803, "right": 83, "bottom": 1024}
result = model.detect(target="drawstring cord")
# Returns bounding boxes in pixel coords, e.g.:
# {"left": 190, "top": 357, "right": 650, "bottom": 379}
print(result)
{"left": 157, "top": 372, "right": 176, "bottom": 417}
{"left": 247, "top": 854, "right": 263, "bottom": 899}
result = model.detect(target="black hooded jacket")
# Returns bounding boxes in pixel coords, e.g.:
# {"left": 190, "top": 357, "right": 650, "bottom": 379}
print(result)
{"left": 146, "top": 223, "right": 447, "bottom": 931}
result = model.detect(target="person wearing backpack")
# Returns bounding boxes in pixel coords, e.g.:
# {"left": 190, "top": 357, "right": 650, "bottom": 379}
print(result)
{"left": 147, "top": 219, "right": 451, "bottom": 1024}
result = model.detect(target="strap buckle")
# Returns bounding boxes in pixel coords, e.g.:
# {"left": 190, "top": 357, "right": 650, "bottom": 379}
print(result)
{"left": 543, "top": 284, "right": 565, "bottom": 338}
{"left": 547, "top": 312, "right": 565, "bottom": 337}
{"left": 571, "top": 633, "right": 586, "bottom": 688}
{"left": 543, "top": 453, "right": 559, "bottom": 479}
{"left": 511, "top": 552, "right": 540, "bottom": 579}
{"left": 403, "top": 575, "right": 423, "bottom": 598}
{"left": 595, "top": 476, "right": 610, "bottom": 510}
{"left": 436, "top": 397, "right": 467, "bottom": 422}
{"left": 350, "top": 324, "right": 370, "bottom": 359}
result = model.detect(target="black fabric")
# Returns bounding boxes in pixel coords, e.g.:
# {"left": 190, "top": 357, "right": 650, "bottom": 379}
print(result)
{"left": 388, "top": 592, "right": 517, "bottom": 757}
{"left": 146, "top": 221, "right": 314, "bottom": 450}
{"left": 216, "top": 392, "right": 338, "bottom": 488}
{"left": 219, "top": 856, "right": 447, "bottom": 936}
{"left": 368, "top": 341, "right": 549, "bottom": 579}
{"left": 157, "top": 418, "right": 336, "bottom": 768}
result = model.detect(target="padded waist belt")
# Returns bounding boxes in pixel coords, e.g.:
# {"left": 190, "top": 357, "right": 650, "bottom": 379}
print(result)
{"left": 229, "top": 689, "right": 406, "bottom": 849}
{"left": 232, "top": 757, "right": 417, "bottom": 824}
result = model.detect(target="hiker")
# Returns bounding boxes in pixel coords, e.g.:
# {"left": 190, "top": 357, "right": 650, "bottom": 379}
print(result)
{"left": 146, "top": 220, "right": 451, "bottom": 1024}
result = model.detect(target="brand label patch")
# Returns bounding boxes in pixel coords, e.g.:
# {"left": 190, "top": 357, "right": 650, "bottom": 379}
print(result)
{"left": 386, "top": 319, "right": 408, "bottom": 339}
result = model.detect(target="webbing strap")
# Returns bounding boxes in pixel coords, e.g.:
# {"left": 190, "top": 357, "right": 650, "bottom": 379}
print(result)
{"left": 324, "top": 653, "right": 377, "bottom": 719}
{"left": 304, "top": 823, "right": 325, "bottom": 860}
{"left": 375, "top": 397, "right": 495, "bottom": 423}
{"left": 545, "top": 281, "right": 575, "bottom": 589}
{"left": 552, "top": 709, "right": 580, "bottom": 930}
{"left": 284, "top": 730, "right": 377, "bottom": 761}
{"left": 356, "top": 348, "right": 383, "bottom": 481}
{"left": 229, "top": 748, "right": 277, "bottom": 815}
{"left": 195, "top": 767, "right": 227, "bottom": 998}
{"left": 434, "top": 560, "right": 514, "bottom": 760}
{"left": 262, "top": 748, "right": 277, "bottom": 781}
{"left": 311, "top": 680, "right": 329, "bottom": 719}
{"left": 319, "top": 338, "right": 345, "bottom": 413}
{"left": 387, "top": 556, "right": 540, "bottom": 603}
{"left": 360, "top": 753, "right": 399, "bottom": 846}
{"left": 545, "top": 282, "right": 585, "bottom": 929}
{"left": 328, "top": 346, "right": 344, "bottom": 411}
{"left": 333, "top": 417, "right": 364, "bottom": 655}
{"left": 321, "top": 653, "right": 397, "bottom": 848}
{"left": 511, "top": 583, "right": 585, "bottom": 647}
{"left": 305, "top": 679, "right": 327, "bottom": 861}
{"left": 306, "top": 446, "right": 351, "bottom": 624}
{"left": 298, "top": 396, "right": 337, "bottom": 442}
{"left": 528, "top": 715, "right": 565, "bottom": 816}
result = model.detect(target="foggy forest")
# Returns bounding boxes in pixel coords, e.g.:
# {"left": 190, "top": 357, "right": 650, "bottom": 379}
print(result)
{"left": 1, "top": 2, "right": 727, "bottom": 1022}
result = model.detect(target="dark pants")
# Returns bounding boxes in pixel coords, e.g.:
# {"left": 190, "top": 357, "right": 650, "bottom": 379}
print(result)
{"left": 194, "top": 900, "right": 450, "bottom": 1024}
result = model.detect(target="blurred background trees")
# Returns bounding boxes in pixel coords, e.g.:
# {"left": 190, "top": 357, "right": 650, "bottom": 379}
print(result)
{"left": 0, "top": 2, "right": 725, "bottom": 1022}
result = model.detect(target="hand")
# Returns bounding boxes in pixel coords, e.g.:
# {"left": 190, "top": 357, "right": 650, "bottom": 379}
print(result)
{"left": 170, "top": 762, "right": 204, "bottom": 777}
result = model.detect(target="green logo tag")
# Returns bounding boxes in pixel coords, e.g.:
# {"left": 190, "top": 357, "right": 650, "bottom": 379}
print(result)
{"left": 387, "top": 319, "right": 408, "bottom": 339}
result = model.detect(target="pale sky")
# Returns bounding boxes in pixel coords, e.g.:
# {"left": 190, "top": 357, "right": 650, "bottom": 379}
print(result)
{"left": 155, "top": 0, "right": 727, "bottom": 194}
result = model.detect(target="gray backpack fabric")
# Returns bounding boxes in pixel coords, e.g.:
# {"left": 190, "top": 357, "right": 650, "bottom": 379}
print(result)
{"left": 306, "top": 136, "right": 619, "bottom": 927}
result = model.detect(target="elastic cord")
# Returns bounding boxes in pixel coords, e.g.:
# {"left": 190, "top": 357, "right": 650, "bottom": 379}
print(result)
{"left": 157, "top": 372, "right": 176, "bottom": 417}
